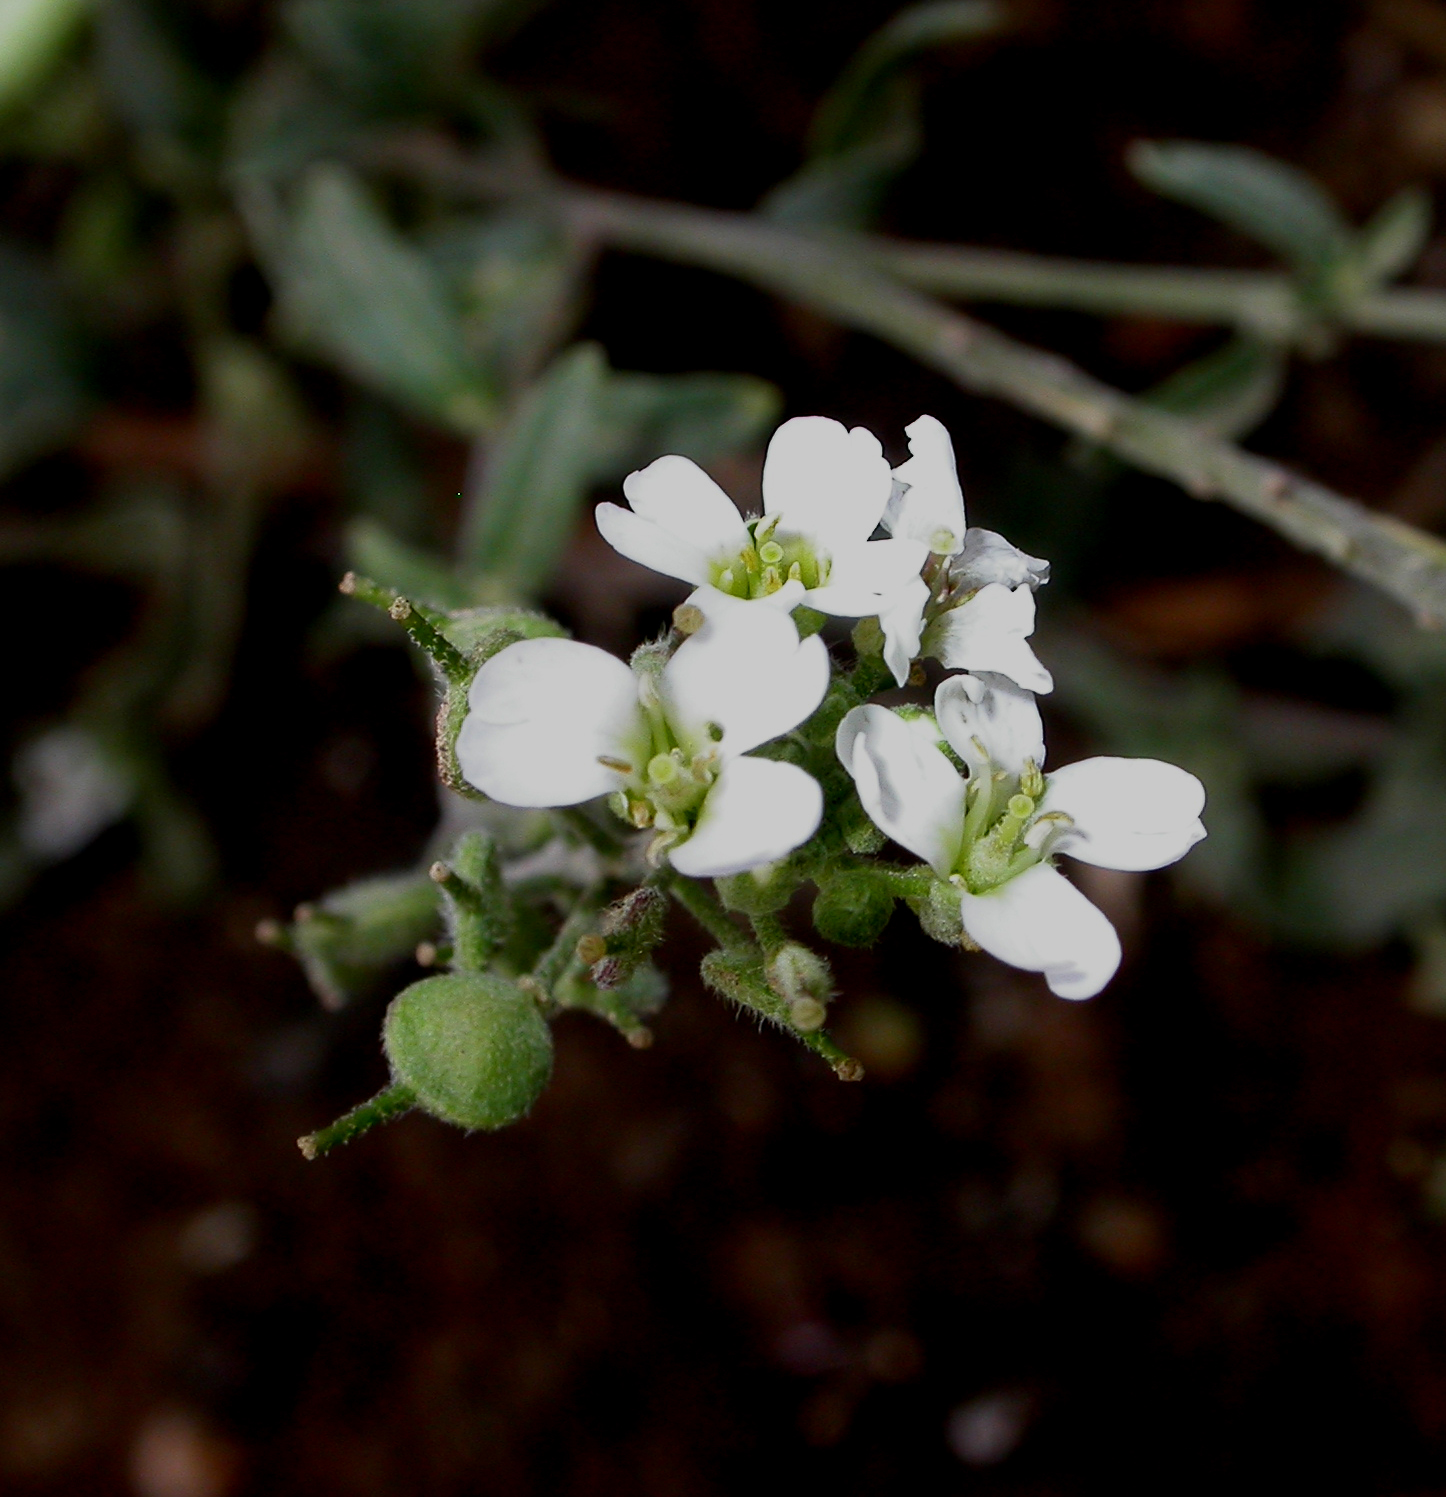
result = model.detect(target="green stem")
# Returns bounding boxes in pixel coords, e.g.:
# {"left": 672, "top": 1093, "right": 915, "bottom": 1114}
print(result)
{"left": 339, "top": 572, "right": 470, "bottom": 681}
{"left": 664, "top": 871, "right": 751, "bottom": 951}
{"left": 861, "top": 861, "right": 935, "bottom": 900}
{"left": 378, "top": 138, "right": 1446, "bottom": 625}
{"left": 749, "top": 912, "right": 788, "bottom": 956}
{"left": 298, "top": 1082, "right": 415, "bottom": 1159}
{"left": 532, "top": 889, "right": 605, "bottom": 997}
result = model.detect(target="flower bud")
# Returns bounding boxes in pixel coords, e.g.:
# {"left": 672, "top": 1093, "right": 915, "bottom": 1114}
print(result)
{"left": 383, "top": 972, "right": 553, "bottom": 1131}
{"left": 716, "top": 862, "right": 801, "bottom": 915}
{"left": 910, "top": 878, "right": 972, "bottom": 949}
{"left": 812, "top": 871, "right": 894, "bottom": 947}
{"left": 766, "top": 942, "right": 833, "bottom": 1007}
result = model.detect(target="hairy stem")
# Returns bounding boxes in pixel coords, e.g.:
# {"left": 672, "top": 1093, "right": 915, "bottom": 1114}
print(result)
{"left": 664, "top": 871, "right": 750, "bottom": 951}
{"left": 298, "top": 1082, "right": 415, "bottom": 1159}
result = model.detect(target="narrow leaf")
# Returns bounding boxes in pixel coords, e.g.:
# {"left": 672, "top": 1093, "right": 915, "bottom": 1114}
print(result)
{"left": 458, "top": 342, "right": 607, "bottom": 596}
{"left": 274, "top": 164, "right": 493, "bottom": 432}
{"left": 1128, "top": 139, "right": 1351, "bottom": 278}
{"left": 810, "top": 0, "right": 1005, "bottom": 156}
{"left": 1354, "top": 184, "right": 1432, "bottom": 288}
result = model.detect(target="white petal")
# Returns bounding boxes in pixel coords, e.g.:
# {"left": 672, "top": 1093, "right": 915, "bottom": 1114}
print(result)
{"left": 836, "top": 704, "right": 967, "bottom": 876}
{"left": 761, "top": 416, "right": 893, "bottom": 550}
{"left": 1041, "top": 757, "right": 1207, "bottom": 871}
{"left": 807, "top": 536, "right": 929, "bottom": 618}
{"left": 885, "top": 414, "right": 966, "bottom": 554}
{"left": 952, "top": 527, "right": 1049, "bottom": 591}
{"left": 622, "top": 454, "right": 751, "bottom": 556}
{"left": 880, "top": 576, "right": 931, "bottom": 687}
{"left": 663, "top": 604, "right": 829, "bottom": 758}
{"left": 960, "top": 863, "right": 1121, "bottom": 999}
{"left": 669, "top": 756, "right": 823, "bottom": 877}
{"left": 457, "top": 638, "right": 641, "bottom": 807}
{"left": 595, "top": 502, "right": 711, "bottom": 585}
{"left": 935, "top": 672, "right": 1045, "bottom": 777}
{"left": 684, "top": 579, "right": 805, "bottom": 622}
{"left": 922, "top": 583, "right": 1053, "bottom": 693}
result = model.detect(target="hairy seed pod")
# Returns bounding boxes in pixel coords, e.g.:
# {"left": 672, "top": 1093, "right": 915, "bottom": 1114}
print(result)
{"left": 384, "top": 973, "right": 552, "bottom": 1131}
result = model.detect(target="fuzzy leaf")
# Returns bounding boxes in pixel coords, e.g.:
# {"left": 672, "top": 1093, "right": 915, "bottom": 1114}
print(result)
{"left": 274, "top": 164, "right": 493, "bottom": 432}
{"left": 1129, "top": 140, "right": 1351, "bottom": 279}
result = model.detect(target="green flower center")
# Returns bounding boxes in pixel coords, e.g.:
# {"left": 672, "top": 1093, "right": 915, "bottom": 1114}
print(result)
{"left": 603, "top": 676, "right": 721, "bottom": 851}
{"left": 710, "top": 516, "right": 830, "bottom": 599}
{"left": 951, "top": 759, "right": 1070, "bottom": 894}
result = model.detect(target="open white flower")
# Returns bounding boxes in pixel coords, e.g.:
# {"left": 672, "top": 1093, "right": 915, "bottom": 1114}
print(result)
{"left": 879, "top": 415, "right": 1051, "bottom": 691}
{"left": 597, "top": 413, "right": 927, "bottom": 632}
{"left": 457, "top": 604, "right": 829, "bottom": 878}
{"left": 920, "top": 582, "right": 1053, "bottom": 693}
{"left": 836, "top": 673, "right": 1206, "bottom": 999}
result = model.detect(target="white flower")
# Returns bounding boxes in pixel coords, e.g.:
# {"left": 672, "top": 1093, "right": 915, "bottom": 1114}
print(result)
{"left": 884, "top": 414, "right": 967, "bottom": 556}
{"left": 597, "top": 413, "right": 927, "bottom": 626}
{"left": 456, "top": 604, "right": 830, "bottom": 878}
{"left": 836, "top": 674, "right": 1206, "bottom": 999}
{"left": 920, "top": 583, "right": 1053, "bottom": 693}
{"left": 879, "top": 415, "right": 1051, "bottom": 691}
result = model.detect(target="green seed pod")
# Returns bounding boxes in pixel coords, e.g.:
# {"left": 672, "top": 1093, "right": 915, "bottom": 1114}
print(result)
{"left": 812, "top": 871, "right": 894, "bottom": 947}
{"left": 383, "top": 972, "right": 552, "bottom": 1131}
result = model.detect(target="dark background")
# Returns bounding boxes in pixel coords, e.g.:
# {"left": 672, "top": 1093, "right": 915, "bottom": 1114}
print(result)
{"left": 8, "top": 1, "right": 1446, "bottom": 1492}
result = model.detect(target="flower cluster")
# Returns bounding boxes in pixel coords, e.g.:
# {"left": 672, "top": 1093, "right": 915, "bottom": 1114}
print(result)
{"left": 458, "top": 414, "right": 1206, "bottom": 1001}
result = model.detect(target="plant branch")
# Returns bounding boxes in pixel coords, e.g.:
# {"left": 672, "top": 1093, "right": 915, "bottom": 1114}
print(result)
{"left": 379, "top": 139, "right": 1446, "bottom": 626}
{"left": 663, "top": 871, "right": 750, "bottom": 951}
{"left": 875, "top": 241, "right": 1446, "bottom": 345}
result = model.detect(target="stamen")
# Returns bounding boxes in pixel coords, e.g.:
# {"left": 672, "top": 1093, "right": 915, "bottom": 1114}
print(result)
{"left": 762, "top": 564, "right": 783, "bottom": 592}
{"left": 787, "top": 561, "right": 802, "bottom": 583}
{"left": 597, "top": 755, "right": 633, "bottom": 774}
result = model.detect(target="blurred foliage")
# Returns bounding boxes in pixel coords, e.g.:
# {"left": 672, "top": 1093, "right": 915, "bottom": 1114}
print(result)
{"left": 1, "top": 0, "right": 1446, "bottom": 1017}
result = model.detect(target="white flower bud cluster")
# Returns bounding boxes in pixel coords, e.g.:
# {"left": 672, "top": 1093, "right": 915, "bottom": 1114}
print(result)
{"left": 457, "top": 414, "right": 1206, "bottom": 999}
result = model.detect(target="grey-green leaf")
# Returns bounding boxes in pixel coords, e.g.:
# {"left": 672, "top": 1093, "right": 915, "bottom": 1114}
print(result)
{"left": 1144, "top": 335, "right": 1286, "bottom": 440}
{"left": 346, "top": 517, "right": 473, "bottom": 609}
{"left": 457, "top": 342, "right": 608, "bottom": 595}
{"left": 809, "top": 0, "right": 1005, "bottom": 157}
{"left": 1128, "top": 139, "right": 1351, "bottom": 279}
{"left": 1353, "top": 184, "right": 1432, "bottom": 289}
{"left": 273, "top": 164, "right": 493, "bottom": 432}
{"left": 591, "top": 370, "right": 781, "bottom": 481}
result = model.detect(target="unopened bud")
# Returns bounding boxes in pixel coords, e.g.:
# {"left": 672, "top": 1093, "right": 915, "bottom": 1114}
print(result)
{"left": 625, "top": 1026, "right": 654, "bottom": 1050}
{"left": 415, "top": 940, "right": 438, "bottom": 967}
{"left": 789, "top": 997, "right": 826, "bottom": 1032}
{"left": 813, "top": 871, "right": 893, "bottom": 947}
{"left": 576, "top": 933, "right": 608, "bottom": 966}
{"left": 590, "top": 955, "right": 626, "bottom": 989}
{"left": 255, "top": 917, "right": 285, "bottom": 947}
{"left": 766, "top": 942, "right": 833, "bottom": 1006}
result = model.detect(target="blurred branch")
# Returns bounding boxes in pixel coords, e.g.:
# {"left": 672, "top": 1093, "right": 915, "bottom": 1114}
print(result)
{"left": 379, "top": 138, "right": 1446, "bottom": 626}
{"left": 877, "top": 242, "right": 1446, "bottom": 346}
